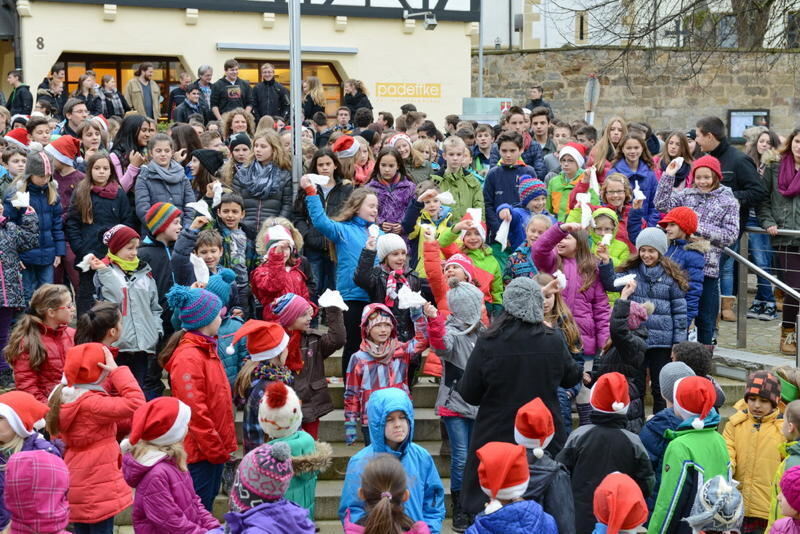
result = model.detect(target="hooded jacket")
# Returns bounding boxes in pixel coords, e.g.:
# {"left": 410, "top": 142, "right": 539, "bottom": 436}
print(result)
{"left": 467, "top": 500, "right": 558, "bottom": 534}
{"left": 338, "top": 388, "right": 446, "bottom": 533}
{"left": 7, "top": 84, "right": 32, "bottom": 116}
{"left": 610, "top": 159, "right": 660, "bottom": 226}
{"left": 640, "top": 407, "right": 687, "bottom": 510}
{"left": 208, "top": 500, "right": 315, "bottom": 534}
{"left": 135, "top": 161, "right": 195, "bottom": 229}
{"left": 432, "top": 169, "right": 484, "bottom": 222}
{"left": 496, "top": 202, "right": 557, "bottom": 252}
{"left": 250, "top": 250, "right": 315, "bottom": 319}
{"left": 401, "top": 201, "right": 454, "bottom": 276}
{"left": 0, "top": 211, "right": 38, "bottom": 307}
{"left": 138, "top": 235, "right": 177, "bottom": 330}
{"left": 12, "top": 324, "right": 75, "bottom": 403}
{"left": 434, "top": 313, "right": 482, "bottom": 419}
{"left": 708, "top": 137, "right": 766, "bottom": 236}
{"left": 268, "top": 432, "right": 332, "bottom": 520}
{"left": 369, "top": 175, "right": 417, "bottom": 226}
{"left": 5, "top": 183, "right": 65, "bottom": 266}
{"left": 5, "top": 448, "right": 70, "bottom": 534}
{"left": 252, "top": 79, "right": 290, "bottom": 121}
{"left": 769, "top": 440, "right": 800, "bottom": 528}
{"left": 548, "top": 169, "right": 596, "bottom": 222}
{"left": 522, "top": 451, "right": 575, "bottom": 534}
{"left": 438, "top": 226, "right": 504, "bottom": 306}
{"left": 344, "top": 91, "right": 372, "bottom": 117}
{"left": 122, "top": 453, "right": 220, "bottom": 534}
{"left": 210, "top": 77, "right": 252, "bottom": 115}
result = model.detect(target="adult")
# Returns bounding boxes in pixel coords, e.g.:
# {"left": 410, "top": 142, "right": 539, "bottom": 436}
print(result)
{"left": 311, "top": 112, "right": 332, "bottom": 148}
{"left": 194, "top": 64, "right": 214, "bottom": 108}
{"left": 53, "top": 98, "right": 89, "bottom": 138}
{"left": 124, "top": 62, "right": 161, "bottom": 119}
{"left": 252, "top": 63, "right": 289, "bottom": 122}
{"left": 6, "top": 70, "right": 32, "bottom": 116}
{"left": 210, "top": 59, "right": 252, "bottom": 120}
{"left": 37, "top": 63, "right": 67, "bottom": 116}
{"left": 457, "top": 277, "right": 582, "bottom": 517}
{"left": 343, "top": 79, "right": 372, "bottom": 117}
{"left": 97, "top": 75, "right": 131, "bottom": 118}
{"left": 167, "top": 71, "right": 192, "bottom": 120}
{"left": 173, "top": 85, "right": 208, "bottom": 124}
{"left": 70, "top": 74, "right": 103, "bottom": 116}
{"left": 524, "top": 84, "right": 554, "bottom": 120}
{"left": 377, "top": 111, "right": 394, "bottom": 130}
{"left": 302, "top": 76, "right": 326, "bottom": 121}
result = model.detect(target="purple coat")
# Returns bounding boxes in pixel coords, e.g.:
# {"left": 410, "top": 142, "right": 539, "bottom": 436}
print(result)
{"left": 207, "top": 499, "right": 316, "bottom": 534}
{"left": 121, "top": 453, "right": 220, "bottom": 534}
{"left": 532, "top": 224, "right": 610, "bottom": 356}
{"left": 369, "top": 176, "right": 417, "bottom": 226}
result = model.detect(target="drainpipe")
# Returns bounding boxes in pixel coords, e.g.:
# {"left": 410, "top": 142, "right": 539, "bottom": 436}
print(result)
{"left": 508, "top": 0, "right": 512, "bottom": 50}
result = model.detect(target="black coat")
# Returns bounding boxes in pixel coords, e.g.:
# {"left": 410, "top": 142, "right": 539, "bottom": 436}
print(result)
{"left": 173, "top": 100, "right": 210, "bottom": 124}
{"left": 7, "top": 85, "right": 33, "bottom": 116}
{"left": 344, "top": 91, "right": 372, "bottom": 116}
{"left": 73, "top": 92, "right": 104, "bottom": 116}
{"left": 457, "top": 319, "right": 582, "bottom": 516}
{"left": 707, "top": 138, "right": 766, "bottom": 236}
{"left": 210, "top": 77, "right": 252, "bottom": 115}
{"left": 302, "top": 94, "right": 325, "bottom": 121}
{"left": 64, "top": 185, "right": 136, "bottom": 264}
{"left": 252, "top": 80, "right": 290, "bottom": 121}
{"left": 37, "top": 78, "right": 67, "bottom": 117}
{"left": 293, "top": 179, "right": 353, "bottom": 254}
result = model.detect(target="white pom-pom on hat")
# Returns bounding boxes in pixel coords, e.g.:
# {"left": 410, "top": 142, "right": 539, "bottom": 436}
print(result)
{"left": 692, "top": 418, "right": 704, "bottom": 430}
{"left": 533, "top": 447, "right": 544, "bottom": 459}
{"left": 612, "top": 401, "right": 625, "bottom": 412}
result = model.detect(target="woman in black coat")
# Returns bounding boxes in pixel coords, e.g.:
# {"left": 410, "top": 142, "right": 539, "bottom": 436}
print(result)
{"left": 457, "top": 277, "right": 583, "bottom": 517}
{"left": 344, "top": 79, "right": 372, "bottom": 116}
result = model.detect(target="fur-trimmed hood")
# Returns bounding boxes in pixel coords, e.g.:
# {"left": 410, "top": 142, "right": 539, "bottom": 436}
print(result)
{"left": 292, "top": 440, "right": 332, "bottom": 474}
{"left": 684, "top": 237, "right": 711, "bottom": 254}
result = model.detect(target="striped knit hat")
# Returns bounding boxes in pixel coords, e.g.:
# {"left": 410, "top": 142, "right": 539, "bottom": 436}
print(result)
{"left": 231, "top": 441, "right": 293, "bottom": 512}
{"left": 145, "top": 202, "right": 182, "bottom": 236}
{"left": 165, "top": 285, "right": 222, "bottom": 330}
{"left": 518, "top": 175, "right": 547, "bottom": 207}
{"left": 271, "top": 293, "right": 312, "bottom": 328}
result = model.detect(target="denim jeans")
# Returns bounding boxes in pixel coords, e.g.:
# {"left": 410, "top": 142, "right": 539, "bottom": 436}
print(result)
{"left": 306, "top": 249, "right": 336, "bottom": 301}
{"left": 443, "top": 416, "right": 474, "bottom": 492}
{"left": 188, "top": 460, "right": 225, "bottom": 512}
{"left": 22, "top": 263, "right": 54, "bottom": 302}
{"left": 696, "top": 276, "right": 720, "bottom": 345}
{"left": 72, "top": 517, "right": 115, "bottom": 534}
{"left": 720, "top": 221, "right": 775, "bottom": 302}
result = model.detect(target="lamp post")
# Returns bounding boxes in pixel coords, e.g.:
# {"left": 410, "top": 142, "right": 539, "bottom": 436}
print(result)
{"left": 289, "top": 0, "right": 302, "bottom": 187}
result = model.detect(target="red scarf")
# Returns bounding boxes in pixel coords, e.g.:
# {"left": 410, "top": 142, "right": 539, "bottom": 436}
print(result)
{"left": 383, "top": 267, "right": 407, "bottom": 307}
{"left": 286, "top": 330, "right": 304, "bottom": 373}
{"left": 92, "top": 181, "right": 120, "bottom": 199}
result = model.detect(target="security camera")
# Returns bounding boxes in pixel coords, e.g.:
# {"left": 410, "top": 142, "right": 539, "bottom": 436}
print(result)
{"left": 424, "top": 13, "right": 438, "bottom": 30}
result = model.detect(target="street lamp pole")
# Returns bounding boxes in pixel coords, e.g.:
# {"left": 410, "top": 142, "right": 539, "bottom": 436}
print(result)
{"left": 478, "top": 0, "right": 484, "bottom": 97}
{"left": 289, "top": 0, "right": 303, "bottom": 187}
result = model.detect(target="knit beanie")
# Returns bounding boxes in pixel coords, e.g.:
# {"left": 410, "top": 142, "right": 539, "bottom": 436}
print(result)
{"left": 205, "top": 268, "right": 236, "bottom": 309}
{"left": 5, "top": 451, "right": 70, "bottom": 534}
{"left": 593, "top": 472, "right": 649, "bottom": 534}
{"left": 377, "top": 233, "right": 407, "bottom": 262}
{"left": 271, "top": 293, "right": 313, "bottom": 328}
{"left": 145, "top": 202, "right": 182, "bottom": 236}
{"left": 658, "top": 206, "right": 698, "bottom": 236}
{"left": 228, "top": 132, "right": 252, "bottom": 150}
{"left": 258, "top": 381, "right": 302, "bottom": 439}
{"left": 627, "top": 300, "right": 654, "bottom": 331}
{"left": 635, "top": 227, "right": 668, "bottom": 256}
{"left": 444, "top": 254, "right": 476, "bottom": 282}
{"left": 63, "top": 343, "right": 107, "bottom": 387}
{"left": 360, "top": 303, "right": 397, "bottom": 339}
{"left": 24, "top": 145, "right": 52, "bottom": 179}
{"left": 503, "top": 277, "right": 544, "bottom": 324}
{"left": 745, "top": 370, "right": 781, "bottom": 408}
{"left": 0, "top": 391, "right": 48, "bottom": 438}
{"left": 690, "top": 155, "right": 723, "bottom": 185}
{"left": 684, "top": 476, "right": 744, "bottom": 534}
{"left": 387, "top": 133, "right": 412, "bottom": 150}
{"left": 446, "top": 278, "right": 484, "bottom": 330}
{"left": 44, "top": 135, "right": 81, "bottom": 165}
{"left": 265, "top": 225, "right": 295, "bottom": 252}
{"left": 102, "top": 224, "right": 139, "bottom": 255}
{"left": 231, "top": 441, "right": 293, "bottom": 512}
{"left": 518, "top": 175, "right": 547, "bottom": 207}
{"left": 192, "top": 148, "right": 225, "bottom": 176}
{"left": 782, "top": 465, "right": 800, "bottom": 512}
{"left": 165, "top": 285, "right": 222, "bottom": 330}
{"left": 659, "top": 362, "right": 695, "bottom": 404}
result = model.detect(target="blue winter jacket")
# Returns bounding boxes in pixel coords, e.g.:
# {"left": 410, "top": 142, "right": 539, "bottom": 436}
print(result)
{"left": 488, "top": 142, "right": 547, "bottom": 180}
{"left": 466, "top": 500, "right": 558, "bottom": 534}
{"left": 5, "top": 183, "right": 65, "bottom": 266}
{"left": 218, "top": 315, "right": 247, "bottom": 387}
{"left": 599, "top": 261, "right": 687, "bottom": 348}
{"left": 496, "top": 203, "right": 556, "bottom": 252}
{"left": 483, "top": 164, "right": 537, "bottom": 235}
{"left": 610, "top": 159, "right": 660, "bottom": 226}
{"left": 338, "top": 388, "right": 446, "bottom": 533}
{"left": 305, "top": 193, "right": 376, "bottom": 302}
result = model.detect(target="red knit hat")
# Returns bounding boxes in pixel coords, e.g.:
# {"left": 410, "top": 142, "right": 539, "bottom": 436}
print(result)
{"left": 690, "top": 155, "right": 723, "bottom": 186}
{"left": 129, "top": 397, "right": 191, "bottom": 446}
{"left": 3, "top": 128, "right": 28, "bottom": 150}
{"left": 590, "top": 372, "right": 630, "bottom": 414}
{"left": 0, "top": 391, "right": 48, "bottom": 438}
{"left": 444, "top": 253, "right": 476, "bottom": 282}
{"left": 658, "top": 206, "right": 698, "bottom": 236}
{"left": 477, "top": 442, "right": 530, "bottom": 514}
{"left": 228, "top": 320, "right": 289, "bottom": 362}
{"left": 514, "top": 397, "right": 554, "bottom": 458}
{"left": 593, "top": 472, "right": 649, "bottom": 534}
{"left": 102, "top": 224, "right": 140, "bottom": 254}
{"left": 332, "top": 135, "right": 359, "bottom": 158}
{"left": 45, "top": 135, "right": 81, "bottom": 165}
{"left": 63, "top": 343, "right": 107, "bottom": 386}
{"left": 673, "top": 376, "right": 716, "bottom": 429}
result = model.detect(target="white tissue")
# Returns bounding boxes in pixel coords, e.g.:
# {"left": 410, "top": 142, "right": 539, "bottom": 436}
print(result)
{"left": 671, "top": 157, "right": 684, "bottom": 171}
{"left": 368, "top": 224, "right": 380, "bottom": 238}
{"left": 613, "top": 273, "right": 637, "bottom": 288}
{"left": 76, "top": 253, "right": 95, "bottom": 273}
{"left": 190, "top": 253, "right": 209, "bottom": 285}
{"left": 587, "top": 167, "right": 600, "bottom": 196}
{"left": 575, "top": 193, "right": 594, "bottom": 229}
{"left": 10, "top": 191, "right": 29, "bottom": 209}
{"left": 308, "top": 173, "right": 330, "bottom": 186}
{"left": 318, "top": 289, "right": 349, "bottom": 311}
{"left": 553, "top": 269, "right": 567, "bottom": 290}
{"left": 211, "top": 181, "right": 223, "bottom": 208}
{"left": 436, "top": 191, "right": 455, "bottom": 205}
{"left": 601, "top": 234, "right": 612, "bottom": 247}
{"left": 420, "top": 223, "right": 436, "bottom": 239}
{"left": 633, "top": 181, "right": 646, "bottom": 201}
{"left": 186, "top": 201, "right": 213, "bottom": 221}
{"left": 466, "top": 208, "right": 482, "bottom": 225}
{"left": 495, "top": 219, "right": 510, "bottom": 249}
{"left": 398, "top": 285, "right": 427, "bottom": 310}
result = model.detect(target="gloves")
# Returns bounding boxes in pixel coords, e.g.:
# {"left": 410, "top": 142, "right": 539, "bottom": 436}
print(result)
{"left": 344, "top": 421, "right": 358, "bottom": 446}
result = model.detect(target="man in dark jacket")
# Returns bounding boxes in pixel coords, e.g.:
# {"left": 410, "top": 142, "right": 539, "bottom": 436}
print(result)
{"left": 211, "top": 59, "right": 252, "bottom": 120}
{"left": 37, "top": 64, "right": 67, "bottom": 118}
{"left": 251, "top": 63, "right": 289, "bottom": 122}
{"left": 167, "top": 71, "right": 192, "bottom": 120}
{"left": 173, "top": 86, "right": 210, "bottom": 124}
{"left": 7, "top": 70, "right": 32, "bottom": 116}
{"left": 524, "top": 84, "right": 554, "bottom": 120}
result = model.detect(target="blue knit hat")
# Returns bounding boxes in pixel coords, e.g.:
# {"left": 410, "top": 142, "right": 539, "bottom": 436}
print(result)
{"left": 205, "top": 268, "right": 236, "bottom": 309}
{"left": 518, "top": 175, "right": 547, "bottom": 207}
{"left": 166, "top": 285, "right": 222, "bottom": 330}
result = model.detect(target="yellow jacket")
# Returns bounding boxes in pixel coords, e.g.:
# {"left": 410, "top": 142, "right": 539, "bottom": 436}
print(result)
{"left": 723, "top": 399, "right": 785, "bottom": 520}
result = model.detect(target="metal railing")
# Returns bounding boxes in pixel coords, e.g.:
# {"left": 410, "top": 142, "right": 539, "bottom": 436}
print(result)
{"left": 724, "top": 227, "right": 800, "bottom": 365}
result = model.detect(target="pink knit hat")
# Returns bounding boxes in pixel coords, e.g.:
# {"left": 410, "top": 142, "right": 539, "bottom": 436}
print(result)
{"left": 627, "top": 301, "right": 654, "bottom": 330}
{"left": 271, "top": 293, "right": 313, "bottom": 328}
{"left": 782, "top": 465, "right": 800, "bottom": 511}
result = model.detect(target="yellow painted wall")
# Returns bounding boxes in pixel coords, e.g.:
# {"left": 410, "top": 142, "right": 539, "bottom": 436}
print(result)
{"left": 20, "top": 2, "right": 472, "bottom": 124}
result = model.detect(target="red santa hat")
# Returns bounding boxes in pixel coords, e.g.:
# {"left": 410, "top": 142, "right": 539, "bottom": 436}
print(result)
{"left": 459, "top": 210, "right": 487, "bottom": 243}
{"left": 226, "top": 320, "right": 289, "bottom": 362}
{"left": 3, "top": 128, "right": 29, "bottom": 150}
{"left": 63, "top": 343, "right": 107, "bottom": 387}
{"left": 258, "top": 381, "right": 303, "bottom": 439}
{"left": 45, "top": 135, "right": 81, "bottom": 166}
{"left": 514, "top": 397, "right": 554, "bottom": 458}
{"left": 477, "top": 442, "right": 530, "bottom": 514}
{"left": 590, "top": 372, "right": 630, "bottom": 414}
{"left": 332, "top": 135, "right": 359, "bottom": 159}
{"left": 129, "top": 397, "right": 191, "bottom": 446}
{"left": 673, "top": 376, "right": 716, "bottom": 429}
{"left": 91, "top": 115, "right": 109, "bottom": 132}
{"left": 559, "top": 142, "right": 587, "bottom": 168}
{"left": 0, "top": 391, "right": 49, "bottom": 438}
{"left": 593, "top": 472, "right": 649, "bottom": 534}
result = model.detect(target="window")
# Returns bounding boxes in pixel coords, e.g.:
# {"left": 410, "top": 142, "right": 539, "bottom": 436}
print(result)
{"left": 575, "top": 11, "right": 589, "bottom": 44}
{"left": 716, "top": 14, "right": 737, "bottom": 48}
{"left": 787, "top": 11, "right": 800, "bottom": 48}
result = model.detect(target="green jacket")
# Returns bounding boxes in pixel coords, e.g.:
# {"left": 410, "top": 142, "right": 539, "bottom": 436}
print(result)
{"left": 269, "top": 431, "right": 332, "bottom": 520}
{"left": 432, "top": 168, "right": 484, "bottom": 222}
{"left": 406, "top": 158, "right": 433, "bottom": 184}
{"left": 648, "top": 423, "right": 731, "bottom": 534}
{"left": 757, "top": 162, "right": 800, "bottom": 247}
{"left": 438, "top": 226, "right": 504, "bottom": 306}
{"left": 768, "top": 440, "right": 800, "bottom": 529}
{"left": 547, "top": 169, "right": 598, "bottom": 222}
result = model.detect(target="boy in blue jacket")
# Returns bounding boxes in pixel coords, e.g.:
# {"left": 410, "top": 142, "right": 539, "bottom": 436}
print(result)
{"left": 496, "top": 174, "right": 556, "bottom": 252}
{"left": 338, "top": 387, "right": 445, "bottom": 533}
{"left": 483, "top": 131, "right": 537, "bottom": 237}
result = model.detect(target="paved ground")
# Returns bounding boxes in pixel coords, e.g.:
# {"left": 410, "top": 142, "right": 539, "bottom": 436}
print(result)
{"left": 717, "top": 290, "right": 789, "bottom": 358}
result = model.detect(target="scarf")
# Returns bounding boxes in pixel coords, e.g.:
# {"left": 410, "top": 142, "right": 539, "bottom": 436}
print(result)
{"left": 286, "top": 330, "right": 304, "bottom": 373}
{"left": 183, "top": 99, "right": 200, "bottom": 113}
{"left": 107, "top": 252, "right": 139, "bottom": 272}
{"left": 383, "top": 266, "right": 407, "bottom": 307}
{"left": 778, "top": 154, "right": 800, "bottom": 197}
{"left": 91, "top": 181, "right": 119, "bottom": 199}
{"left": 102, "top": 89, "right": 125, "bottom": 117}
{"left": 359, "top": 336, "right": 397, "bottom": 361}
{"left": 252, "top": 360, "right": 294, "bottom": 386}
{"left": 236, "top": 161, "right": 282, "bottom": 198}
{"left": 145, "top": 160, "right": 185, "bottom": 185}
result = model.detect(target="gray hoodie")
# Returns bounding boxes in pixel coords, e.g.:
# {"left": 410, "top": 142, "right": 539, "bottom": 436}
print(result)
{"left": 434, "top": 315, "right": 480, "bottom": 419}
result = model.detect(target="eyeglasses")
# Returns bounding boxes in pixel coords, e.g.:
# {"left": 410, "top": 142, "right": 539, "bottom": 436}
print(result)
{"left": 53, "top": 303, "right": 75, "bottom": 310}
{"left": 605, "top": 190, "right": 626, "bottom": 195}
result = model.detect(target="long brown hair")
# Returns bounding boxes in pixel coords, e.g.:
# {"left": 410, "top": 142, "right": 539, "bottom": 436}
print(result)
{"left": 5, "top": 284, "right": 71, "bottom": 370}
{"left": 75, "top": 302, "right": 121, "bottom": 344}
{"left": 613, "top": 133, "right": 654, "bottom": 169}
{"left": 222, "top": 108, "right": 255, "bottom": 139}
{"left": 251, "top": 129, "right": 291, "bottom": 170}
{"left": 157, "top": 330, "right": 186, "bottom": 368}
{"left": 617, "top": 254, "right": 689, "bottom": 292}
{"left": 590, "top": 116, "right": 627, "bottom": 172}
{"left": 73, "top": 152, "right": 120, "bottom": 224}
{"left": 360, "top": 454, "right": 415, "bottom": 534}
{"left": 332, "top": 187, "right": 378, "bottom": 222}
{"left": 535, "top": 273, "right": 582, "bottom": 354}
{"left": 170, "top": 125, "right": 202, "bottom": 167}
{"left": 555, "top": 229, "right": 598, "bottom": 291}
{"left": 658, "top": 131, "right": 694, "bottom": 167}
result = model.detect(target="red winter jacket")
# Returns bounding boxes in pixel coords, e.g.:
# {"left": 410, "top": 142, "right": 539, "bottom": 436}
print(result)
{"left": 164, "top": 331, "right": 237, "bottom": 465}
{"left": 13, "top": 324, "right": 75, "bottom": 403}
{"left": 57, "top": 366, "right": 145, "bottom": 523}
{"left": 250, "top": 249, "right": 314, "bottom": 320}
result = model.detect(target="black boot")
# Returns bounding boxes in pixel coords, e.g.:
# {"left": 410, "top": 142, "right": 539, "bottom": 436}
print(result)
{"left": 452, "top": 490, "right": 470, "bottom": 532}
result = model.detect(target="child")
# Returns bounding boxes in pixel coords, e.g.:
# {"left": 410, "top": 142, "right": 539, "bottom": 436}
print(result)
{"left": 160, "top": 285, "right": 237, "bottom": 511}
{"left": 4, "top": 145, "right": 64, "bottom": 299}
{"left": 432, "top": 136, "right": 484, "bottom": 222}
{"left": 547, "top": 143, "right": 596, "bottom": 221}
{"left": 0, "top": 391, "right": 61, "bottom": 531}
{"left": 0, "top": 146, "right": 26, "bottom": 196}
{"left": 135, "top": 133, "right": 195, "bottom": 228}
{"left": 723, "top": 370, "right": 784, "bottom": 534}
{"left": 648, "top": 376, "right": 732, "bottom": 534}
{"left": 45, "top": 134, "right": 84, "bottom": 215}
{"left": 592, "top": 472, "right": 649, "bottom": 534}
{"left": 471, "top": 123, "right": 494, "bottom": 176}
{"left": 671, "top": 341, "right": 727, "bottom": 408}
{"left": 497, "top": 174, "right": 555, "bottom": 252}
{"left": 171, "top": 223, "right": 223, "bottom": 285}
{"left": 556, "top": 372, "right": 655, "bottom": 534}
{"left": 354, "top": 134, "right": 375, "bottom": 185}
{"left": 369, "top": 147, "right": 416, "bottom": 238}
{"left": 484, "top": 132, "right": 536, "bottom": 236}
{"left": 339, "top": 387, "right": 446, "bottom": 533}
{"left": 514, "top": 398, "right": 575, "bottom": 534}
{"left": 598, "top": 227, "right": 688, "bottom": 414}
{"left": 188, "top": 148, "right": 224, "bottom": 200}
{"left": 122, "top": 397, "right": 221, "bottom": 533}
{"left": 774, "top": 466, "right": 800, "bottom": 534}
{"left": 90, "top": 225, "right": 163, "bottom": 388}
{"left": 216, "top": 441, "right": 316, "bottom": 534}
{"left": 343, "top": 454, "right": 432, "bottom": 533}
{"left": 610, "top": 134, "right": 659, "bottom": 225}
{"left": 467, "top": 441, "right": 558, "bottom": 534}
{"left": 684, "top": 476, "right": 745, "bottom": 534}
{"left": 5, "top": 450, "right": 70, "bottom": 534}
{"left": 401, "top": 181, "right": 454, "bottom": 277}
{"left": 5, "top": 284, "right": 74, "bottom": 402}
{"left": 271, "top": 292, "right": 345, "bottom": 439}
{"left": 770, "top": 400, "right": 800, "bottom": 529}
{"left": 569, "top": 173, "right": 635, "bottom": 250}
{"left": 220, "top": 132, "right": 251, "bottom": 187}
{"left": 214, "top": 192, "right": 257, "bottom": 313}
{"left": 504, "top": 214, "right": 551, "bottom": 282}
{"left": 259, "top": 381, "right": 332, "bottom": 520}
{"left": 46, "top": 342, "right": 145, "bottom": 533}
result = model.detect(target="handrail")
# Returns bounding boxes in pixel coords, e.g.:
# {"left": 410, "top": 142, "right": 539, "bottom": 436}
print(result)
{"left": 744, "top": 226, "right": 800, "bottom": 237}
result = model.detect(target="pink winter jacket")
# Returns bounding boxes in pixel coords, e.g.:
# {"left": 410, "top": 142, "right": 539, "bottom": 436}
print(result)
{"left": 532, "top": 223, "right": 610, "bottom": 356}
{"left": 772, "top": 518, "right": 800, "bottom": 534}
{"left": 343, "top": 510, "right": 431, "bottom": 533}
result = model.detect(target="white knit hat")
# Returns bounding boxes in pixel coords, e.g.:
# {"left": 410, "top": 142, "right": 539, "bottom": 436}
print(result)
{"left": 377, "top": 233, "right": 407, "bottom": 262}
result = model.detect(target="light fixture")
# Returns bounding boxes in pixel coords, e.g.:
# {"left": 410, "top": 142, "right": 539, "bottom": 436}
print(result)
{"left": 402, "top": 9, "right": 437, "bottom": 31}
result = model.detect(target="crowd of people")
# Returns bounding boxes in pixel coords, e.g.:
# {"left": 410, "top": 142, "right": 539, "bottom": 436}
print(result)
{"left": 0, "top": 59, "right": 799, "bottom": 534}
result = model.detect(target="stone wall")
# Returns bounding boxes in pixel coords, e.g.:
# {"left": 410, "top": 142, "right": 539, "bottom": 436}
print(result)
{"left": 471, "top": 47, "right": 800, "bottom": 134}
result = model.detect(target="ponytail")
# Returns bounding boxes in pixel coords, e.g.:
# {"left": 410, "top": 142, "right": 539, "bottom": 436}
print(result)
{"left": 5, "top": 284, "right": 70, "bottom": 370}
{"left": 360, "top": 454, "right": 414, "bottom": 534}
{"left": 157, "top": 329, "right": 187, "bottom": 368}
{"left": 75, "top": 302, "right": 121, "bottom": 344}
{"left": 46, "top": 384, "right": 65, "bottom": 437}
